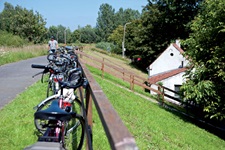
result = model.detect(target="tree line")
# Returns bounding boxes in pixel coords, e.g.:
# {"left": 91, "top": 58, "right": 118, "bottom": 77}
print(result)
{"left": 1, "top": 0, "right": 225, "bottom": 122}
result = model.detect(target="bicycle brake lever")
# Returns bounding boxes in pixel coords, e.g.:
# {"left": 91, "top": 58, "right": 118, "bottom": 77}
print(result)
{"left": 32, "top": 71, "right": 43, "bottom": 78}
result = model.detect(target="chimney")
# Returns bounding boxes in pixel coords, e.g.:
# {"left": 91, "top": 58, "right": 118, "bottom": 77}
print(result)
{"left": 176, "top": 39, "right": 180, "bottom": 47}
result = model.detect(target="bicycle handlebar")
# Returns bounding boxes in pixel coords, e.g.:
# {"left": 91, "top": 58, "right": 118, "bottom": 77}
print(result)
{"left": 31, "top": 64, "right": 46, "bottom": 69}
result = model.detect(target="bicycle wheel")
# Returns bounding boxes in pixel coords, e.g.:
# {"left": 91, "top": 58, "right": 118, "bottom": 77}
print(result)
{"left": 46, "top": 80, "right": 52, "bottom": 97}
{"left": 34, "top": 97, "right": 84, "bottom": 134}
{"left": 71, "top": 98, "right": 84, "bottom": 116}
{"left": 64, "top": 114, "right": 85, "bottom": 150}
{"left": 34, "top": 98, "right": 55, "bottom": 134}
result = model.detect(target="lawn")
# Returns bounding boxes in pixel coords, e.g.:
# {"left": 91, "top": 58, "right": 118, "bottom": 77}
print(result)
{"left": 1, "top": 66, "right": 225, "bottom": 150}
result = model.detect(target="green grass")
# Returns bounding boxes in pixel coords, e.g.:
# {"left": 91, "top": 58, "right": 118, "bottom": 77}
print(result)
{"left": 0, "top": 80, "right": 47, "bottom": 150}
{"left": 0, "top": 66, "right": 225, "bottom": 150}
{"left": 0, "top": 45, "right": 47, "bottom": 66}
{"left": 0, "top": 46, "right": 225, "bottom": 150}
{"left": 88, "top": 66, "right": 225, "bottom": 150}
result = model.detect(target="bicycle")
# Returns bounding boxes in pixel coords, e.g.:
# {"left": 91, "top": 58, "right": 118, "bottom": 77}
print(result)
{"left": 46, "top": 50, "right": 79, "bottom": 96}
{"left": 32, "top": 52, "right": 77, "bottom": 97}
{"left": 25, "top": 100, "right": 85, "bottom": 150}
{"left": 25, "top": 67, "right": 88, "bottom": 150}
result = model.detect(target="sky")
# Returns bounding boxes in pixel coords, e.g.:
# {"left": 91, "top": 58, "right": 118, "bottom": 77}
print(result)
{"left": 0, "top": 0, "right": 148, "bottom": 31}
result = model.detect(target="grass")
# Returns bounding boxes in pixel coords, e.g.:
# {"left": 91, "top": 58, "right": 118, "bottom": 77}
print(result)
{"left": 0, "top": 45, "right": 47, "bottom": 65}
{"left": 88, "top": 66, "right": 225, "bottom": 150}
{"left": 0, "top": 44, "right": 225, "bottom": 149}
{"left": 1, "top": 68, "right": 225, "bottom": 150}
{"left": 0, "top": 80, "right": 47, "bottom": 150}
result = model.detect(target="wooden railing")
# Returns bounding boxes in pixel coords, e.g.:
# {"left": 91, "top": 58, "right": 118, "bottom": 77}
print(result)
{"left": 76, "top": 49, "right": 225, "bottom": 143}
{"left": 78, "top": 61, "right": 138, "bottom": 150}
{"left": 76, "top": 50, "right": 164, "bottom": 101}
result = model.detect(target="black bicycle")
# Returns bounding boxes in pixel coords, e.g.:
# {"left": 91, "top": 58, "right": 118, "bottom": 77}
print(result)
{"left": 25, "top": 99, "right": 85, "bottom": 150}
{"left": 27, "top": 64, "right": 88, "bottom": 150}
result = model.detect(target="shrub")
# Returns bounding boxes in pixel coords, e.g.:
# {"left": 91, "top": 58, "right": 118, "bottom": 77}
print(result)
{"left": 95, "top": 42, "right": 115, "bottom": 52}
{"left": 0, "top": 30, "right": 27, "bottom": 47}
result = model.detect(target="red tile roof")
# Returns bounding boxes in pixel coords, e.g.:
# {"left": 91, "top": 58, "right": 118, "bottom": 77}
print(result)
{"left": 173, "top": 43, "right": 184, "bottom": 54}
{"left": 148, "top": 67, "right": 188, "bottom": 84}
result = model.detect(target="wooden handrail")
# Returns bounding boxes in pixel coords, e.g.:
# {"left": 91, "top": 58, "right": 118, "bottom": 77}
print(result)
{"left": 76, "top": 50, "right": 164, "bottom": 100}
{"left": 79, "top": 61, "right": 138, "bottom": 150}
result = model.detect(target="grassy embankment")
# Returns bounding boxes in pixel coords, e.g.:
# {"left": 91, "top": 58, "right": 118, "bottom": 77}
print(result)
{"left": 0, "top": 45, "right": 225, "bottom": 149}
{"left": 0, "top": 45, "right": 47, "bottom": 65}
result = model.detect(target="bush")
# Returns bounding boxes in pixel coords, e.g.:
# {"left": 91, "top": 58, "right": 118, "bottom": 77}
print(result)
{"left": 95, "top": 42, "right": 115, "bottom": 52}
{"left": 0, "top": 30, "right": 27, "bottom": 47}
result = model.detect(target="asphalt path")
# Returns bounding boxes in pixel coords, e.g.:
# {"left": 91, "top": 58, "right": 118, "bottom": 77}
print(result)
{"left": 0, "top": 56, "right": 48, "bottom": 110}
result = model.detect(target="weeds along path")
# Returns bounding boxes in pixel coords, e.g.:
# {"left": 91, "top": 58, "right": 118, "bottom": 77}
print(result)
{"left": 0, "top": 56, "right": 48, "bottom": 110}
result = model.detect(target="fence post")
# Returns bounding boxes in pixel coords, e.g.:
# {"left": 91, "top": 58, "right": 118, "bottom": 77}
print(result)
{"left": 162, "top": 87, "right": 165, "bottom": 105}
{"left": 85, "top": 88, "right": 93, "bottom": 150}
{"left": 101, "top": 58, "right": 104, "bottom": 79}
{"left": 130, "top": 75, "right": 134, "bottom": 91}
{"left": 132, "top": 75, "right": 134, "bottom": 91}
{"left": 158, "top": 86, "right": 165, "bottom": 105}
{"left": 122, "top": 69, "right": 125, "bottom": 81}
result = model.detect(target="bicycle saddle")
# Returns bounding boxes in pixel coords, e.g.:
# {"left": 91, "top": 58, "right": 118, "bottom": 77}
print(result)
{"left": 34, "top": 100, "right": 72, "bottom": 121}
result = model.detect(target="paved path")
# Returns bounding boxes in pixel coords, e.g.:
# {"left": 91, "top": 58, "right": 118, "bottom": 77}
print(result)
{"left": 0, "top": 56, "right": 48, "bottom": 110}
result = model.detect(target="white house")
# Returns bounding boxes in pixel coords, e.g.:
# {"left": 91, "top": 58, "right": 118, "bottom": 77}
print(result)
{"left": 147, "top": 40, "right": 189, "bottom": 99}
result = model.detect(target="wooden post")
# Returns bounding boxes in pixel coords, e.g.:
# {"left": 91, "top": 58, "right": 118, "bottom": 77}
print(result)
{"left": 162, "top": 87, "right": 165, "bottom": 105}
{"left": 158, "top": 86, "right": 164, "bottom": 105}
{"left": 131, "top": 75, "right": 134, "bottom": 91}
{"left": 122, "top": 69, "right": 125, "bottom": 81}
{"left": 101, "top": 58, "right": 104, "bottom": 79}
{"left": 85, "top": 88, "right": 93, "bottom": 150}
{"left": 130, "top": 75, "right": 134, "bottom": 91}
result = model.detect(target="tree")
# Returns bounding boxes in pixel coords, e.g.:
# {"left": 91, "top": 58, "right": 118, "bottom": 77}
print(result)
{"left": 114, "top": 8, "right": 141, "bottom": 28}
{"left": 80, "top": 25, "right": 98, "bottom": 43}
{"left": 108, "top": 25, "right": 123, "bottom": 54}
{"left": 181, "top": 0, "right": 225, "bottom": 121}
{"left": 0, "top": 2, "right": 47, "bottom": 43}
{"left": 126, "top": 0, "right": 202, "bottom": 69}
{"left": 70, "top": 29, "right": 81, "bottom": 43}
{"left": 96, "top": 3, "right": 116, "bottom": 42}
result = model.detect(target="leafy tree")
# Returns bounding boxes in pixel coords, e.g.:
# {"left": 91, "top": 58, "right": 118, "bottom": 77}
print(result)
{"left": 70, "top": 29, "right": 81, "bottom": 43}
{"left": 47, "top": 25, "right": 72, "bottom": 44}
{"left": 181, "top": 0, "right": 225, "bottom": 121}
{"left": 108, "top": 25, "right": 123, "bottom": 54}
{"left": 126, "top": 0, "right": 202, "bottom": 69}
{"left": 96, "top": 3, "right": 116, "bottom": 42}
{"left": 47, "top": 26, "right": 58, "bottom": 41}
{"left": 80, "top": 25, "right": 98, "bottom": 43}
{"left": 0, "top": 2, "right": 47, "bottom": 43}
{"left": 114, "top": 8, "right": 141, "bottom": 28}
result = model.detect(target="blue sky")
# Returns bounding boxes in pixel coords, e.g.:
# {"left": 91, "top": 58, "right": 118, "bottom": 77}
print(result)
{"left": 0, "top": 0, "right": 148, "bottom": 31}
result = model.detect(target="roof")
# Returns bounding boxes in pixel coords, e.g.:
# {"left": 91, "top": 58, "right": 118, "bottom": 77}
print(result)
{"left": 149, "top": 43, "right": 185, "bottom": 68}
{"left": 172, "top": 43, "right": 184, "bottom": 54}
{"left": 148, "top": 67, "right": 188, "bottom": 84}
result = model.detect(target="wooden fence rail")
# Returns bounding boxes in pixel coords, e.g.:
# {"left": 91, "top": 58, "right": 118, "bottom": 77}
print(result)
{"left": 78, "top": 61, "right": 138, "bottom": 150}
{"left": 76, "top": 49, "right": 225, "bottom": 143}
{"left": 76, "top": 50, "right": 164, "bottom": 101}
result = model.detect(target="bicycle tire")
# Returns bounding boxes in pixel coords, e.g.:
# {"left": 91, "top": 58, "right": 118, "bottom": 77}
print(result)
{"left": 64, "top": 114, "right": 85, "bottom": 150}
{"left": 34, "top": 97, "right": 84, "bottom": 134}
{"left": 46, "top": 80, "right": 52, "bottom": 97}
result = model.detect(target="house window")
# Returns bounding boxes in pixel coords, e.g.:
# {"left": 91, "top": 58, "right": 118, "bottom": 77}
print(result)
{"left": 174, "top": 85, "right": 181, "bottom": 98}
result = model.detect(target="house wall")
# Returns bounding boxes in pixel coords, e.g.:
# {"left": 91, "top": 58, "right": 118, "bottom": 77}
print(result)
{"left": 148, "top": 44, "right": 188, "bottom": 77}
{"left": 150, "top": 72, "right": 186, "bottom": 101}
